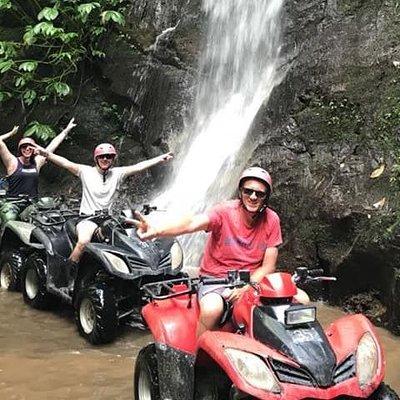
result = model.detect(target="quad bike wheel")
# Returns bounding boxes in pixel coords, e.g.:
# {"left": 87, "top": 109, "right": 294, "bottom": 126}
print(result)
{"left": 75, "top": 283, "right": 118, "bottom": 344}
{"left": 0, "top": 250, "right": 22, "bottom": 291}
{"left": 134, "top": 344, "right": 161, "bottom": 400}
{"left": 368, "top": 383, "right": 400, "bottom": 400}
{"left": 22, "top": 252, "right": 52, "bottom": 309}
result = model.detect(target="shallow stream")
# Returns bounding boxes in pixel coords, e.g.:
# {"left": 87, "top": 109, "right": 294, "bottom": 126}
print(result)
{"left": 0, "top": 290, "right": 399, "bottom": 399}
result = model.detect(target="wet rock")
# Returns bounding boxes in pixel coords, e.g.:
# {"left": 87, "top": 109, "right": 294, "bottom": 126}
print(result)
{"left": 342, "top": 290, "right": 386, "bottom": 326}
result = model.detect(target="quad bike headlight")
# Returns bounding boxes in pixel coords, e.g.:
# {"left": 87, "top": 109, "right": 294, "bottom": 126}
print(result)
{"left": 356, "top": 332, "right": 378, "bottom": 387}
{"left": 170, "top": 241, "right": 183, "bottom": 270}
{"left": 103, "top": 251, "right": 130, "bottom": 274}
{"left": 224, "top": 348, "right": 281, "bottom": 393}
{"left": 285, "top": 305, "right": 316, "bottom": 326}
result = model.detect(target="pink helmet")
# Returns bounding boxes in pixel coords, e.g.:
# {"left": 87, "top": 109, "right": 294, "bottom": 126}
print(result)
{"left": 93, "top": 143, "right": 117, "bottom": 160}
{"left": 239, "top": 166, "right": 272, "bottom": 193}
{"left": 18, "top": 137, "right": 36, "bottom": 150}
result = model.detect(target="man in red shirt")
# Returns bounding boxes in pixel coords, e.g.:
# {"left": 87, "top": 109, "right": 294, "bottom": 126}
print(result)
{"left": 135, "top": 167, "right": 284, "bottom": 336}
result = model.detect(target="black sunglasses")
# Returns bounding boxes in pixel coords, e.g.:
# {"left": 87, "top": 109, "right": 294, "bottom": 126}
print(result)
{"left": 97, "top": 154, "right": 115, "bottom": 160}
{"left": 20, "top": 144, "right": 33, "bottom": 150}
{"left": 241, "top": 187, "right": 267, "bottom": 199}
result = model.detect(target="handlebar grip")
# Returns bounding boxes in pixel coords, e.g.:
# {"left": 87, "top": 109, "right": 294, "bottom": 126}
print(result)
{"left": 314, "top": 277, "right": 337, "bottom": 282}
{"left": 200, "top": 277, "right": 229, "bottom": 285}
{"left": 308, "top": 268, "right": 324, "bottom": 277}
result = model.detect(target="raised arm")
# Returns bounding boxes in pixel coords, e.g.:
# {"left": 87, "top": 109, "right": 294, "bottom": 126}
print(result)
{"left": 0, "top": 126, "right": 18, "bottom": 174}
{"left": 123, "top": 152, "right": 173, "bottom": 177}
{"left": 36, "top": 118, "right": 77, "bottom": 170}
{"left": 134, "top": 211, "right": 210, "bottom": 241}
{"left": 35, "top": 146, "right": 81, "bottom": 176}
{"left": 0, "top": 125, "right": 19, "bottom": 142}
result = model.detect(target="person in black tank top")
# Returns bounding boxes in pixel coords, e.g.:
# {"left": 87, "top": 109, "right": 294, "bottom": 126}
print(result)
{"left": 0, "top": 118, "right": 77, "bottom": 198}
{"left": 7, "top": 157, "right": 39, "bottom": 198}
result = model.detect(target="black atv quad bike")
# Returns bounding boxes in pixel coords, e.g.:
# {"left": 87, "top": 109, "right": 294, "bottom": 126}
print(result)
{"left": 0, "top": 195, "right": 62, "bottom": 291}
{"left": 20, "top": 205, "right": 184, "bottom": 344}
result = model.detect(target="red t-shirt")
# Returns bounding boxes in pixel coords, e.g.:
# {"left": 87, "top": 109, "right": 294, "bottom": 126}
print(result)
{"left": 199, "top": 199, "right": 282, "bottom": 277}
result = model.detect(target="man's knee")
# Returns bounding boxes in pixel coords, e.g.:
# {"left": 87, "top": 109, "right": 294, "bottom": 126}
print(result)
{"left": 76, "top": 239, "right": 89, "bottom": 251}
{"left": 200, "top": 293, "right": 224, "bottom": 320}
{"left": 295, "top": 288, "right": 310, "bottom": 304}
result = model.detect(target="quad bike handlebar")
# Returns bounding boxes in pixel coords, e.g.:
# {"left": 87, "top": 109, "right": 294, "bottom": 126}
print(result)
{"left": 141, "top": 268, "right": 336, "bottom": 302}
{"left": 141, "top": 270, "right": 252, "bottom": 301}
{"left": 292, "top": 267, "right": 337, "bottom": 284}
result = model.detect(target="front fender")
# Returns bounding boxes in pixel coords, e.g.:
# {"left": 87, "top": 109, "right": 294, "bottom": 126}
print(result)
{"left": 155, "top": 343, "right": 195, "bottom": 400}
{"left": 325, "top": 313, "right": 385, "bottom": 393}
{"left": 82, "top": 243, "right": 134, "bottom": 279}
{"left": 142, "top": 294, "right": 199, "bottom": 355}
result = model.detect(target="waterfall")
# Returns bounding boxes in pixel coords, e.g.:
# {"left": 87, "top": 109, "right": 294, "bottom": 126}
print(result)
{"left": 154, "top": 0, "right": 285, "bottom": 270}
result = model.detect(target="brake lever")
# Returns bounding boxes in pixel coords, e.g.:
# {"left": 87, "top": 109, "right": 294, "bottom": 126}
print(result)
{"left": 311, "top": 276, "right": 337, "bottom": 282}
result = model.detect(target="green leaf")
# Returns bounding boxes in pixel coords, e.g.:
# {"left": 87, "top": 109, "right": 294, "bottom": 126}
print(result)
{"left": 0, "top": 59, "right": 14, "bottom": 73}
{"left": 0, "top": 0, "right": 12, "bottom": 10}
{"left": 50, "top": 51, "right": 73, "bottom": 63}
{"left": 33, "top": 22, "right": 63, "bottom": 37}
{"left": 18, "top": 61, "right": 38, "bottom": 72}
{"left": 23, "top": 89, "right": 37, "bottom": 106}
{"left": 38, "top": 7, "right": 59, "bottom": 21}
{"left": 23, "top": 28, "right": 37, "bottom": 45}
{"left": 101, "top": 10, "right": 125, "bottom": 25}
{"left": 91, "top": 49, "right": 105, "bottom": 58}
{"left": 25, "top": 121, "right": 56, "bottom": 141}
{"left": 0, "top": 91, "right": 11, "bottom": 102}
{"left": 15, "top": 76, "right": 26, "bottom": 87}
{"left": 55, "top": 82, "right": 71, "bottom": 96}
{"left": 0, "top": 41, "right": 17, "bottom": 58}
{"left": 46, "top": 81, "right": 71, "bottom": 97}
{"left": 91, "top": 26, "right": 106, "bottom": 36}
{"left": 77, "top": 2, "right": 100, "bottom": 21}
{"left": 59, "top": 32, "right": 78, "bottom": 43}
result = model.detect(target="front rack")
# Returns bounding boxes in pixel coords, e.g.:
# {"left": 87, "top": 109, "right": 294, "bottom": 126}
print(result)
{"left": 141, "top": 277, "right": 198, "bottom": 300}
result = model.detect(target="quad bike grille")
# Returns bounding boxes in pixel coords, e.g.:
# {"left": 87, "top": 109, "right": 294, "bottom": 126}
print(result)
{"left": 269, "top": 354, "right": 355, "bottom": 387}
{"left": 125, "top": 252, "right": 172, "bottom": 271}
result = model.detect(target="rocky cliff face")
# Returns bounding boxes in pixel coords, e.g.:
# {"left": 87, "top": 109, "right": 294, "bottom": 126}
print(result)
{"left": 1, "top": 0, "right": 399, "bottom": 332}
{"left": 96, "top": 0, "right": 400, "bottom": 332}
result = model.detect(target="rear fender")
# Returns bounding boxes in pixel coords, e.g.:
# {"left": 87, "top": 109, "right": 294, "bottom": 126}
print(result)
{"left": 1, "top": 222, "right": 44, "bottom": 251}
{"left": 30, "top": 227, "right": 54, "bottom": 253}
{"left": 142, "top": 294, "right": 199, "bottom": 354}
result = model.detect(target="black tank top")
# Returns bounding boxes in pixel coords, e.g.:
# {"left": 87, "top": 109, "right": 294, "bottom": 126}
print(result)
{"left": 6, "top": 158, "right": 39, "bottom": 198}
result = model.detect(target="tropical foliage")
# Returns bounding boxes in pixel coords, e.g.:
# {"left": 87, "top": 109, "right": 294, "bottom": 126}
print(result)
{"left": 0, "top": 0, "right": 126, "bottom": 139}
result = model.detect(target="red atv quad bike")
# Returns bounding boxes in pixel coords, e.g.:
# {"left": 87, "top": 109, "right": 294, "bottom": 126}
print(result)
{"left": 133, "top": 268, "right": 399, "bottom": 400}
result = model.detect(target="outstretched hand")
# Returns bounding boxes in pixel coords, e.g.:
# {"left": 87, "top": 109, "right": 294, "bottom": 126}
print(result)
{"left": 132, "top": 211, "right": 158, "bottom": 241}
{"left": 65, "top": 117, "right": 77, "bottom": 133}
{"left": 33, "top": 144, "right": 49, "bottom": 158}
{"left": 10, "top": 125, "right": 19, "bottom": 136}
{"left": 159, "top": 152, "right": 173, "bottom": 163}
{"left": 0, "top": 125, "right": 19, "bottom": 141}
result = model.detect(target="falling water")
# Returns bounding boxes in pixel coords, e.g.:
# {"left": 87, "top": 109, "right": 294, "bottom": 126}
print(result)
{"left": 155, "top": 0, "right": 285, "bottom": 268}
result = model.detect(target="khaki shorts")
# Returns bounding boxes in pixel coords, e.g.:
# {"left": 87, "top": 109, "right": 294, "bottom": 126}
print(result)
{"left": 197, "top": 282, "right": 230, "bottom": 300}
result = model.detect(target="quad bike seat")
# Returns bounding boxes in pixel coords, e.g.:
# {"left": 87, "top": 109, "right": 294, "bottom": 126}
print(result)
{"left": 64, "top": 217, "right": 81, "bottom": 243}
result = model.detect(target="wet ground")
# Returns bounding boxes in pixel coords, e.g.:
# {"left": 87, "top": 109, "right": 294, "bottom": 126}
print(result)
{"left": 0, "top": 290, "right": 399, "bottom": 399}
